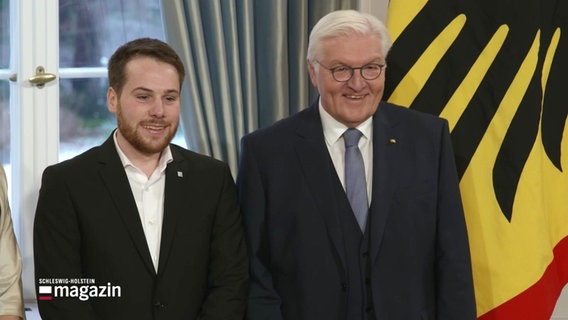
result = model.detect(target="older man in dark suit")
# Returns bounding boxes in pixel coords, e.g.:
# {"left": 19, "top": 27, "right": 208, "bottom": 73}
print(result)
{"left": 237, "top": 10, "right": 476, "bottom": 320}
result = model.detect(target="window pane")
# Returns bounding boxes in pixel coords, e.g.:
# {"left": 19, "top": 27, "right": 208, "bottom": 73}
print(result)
{"left": 59, "top": 0, "right": 164, "bottom": 68}
{"left": 0, "top": 80, "right": 8, "bottom": 168}
{"left": 0, "top": 0, "right": 10, "bottom": 170}
{"left": 0, "top": 0, "right": 8, "bottom": 69}
{"left": 59, "top": 77, "right": 113, "bottom": 161}
{"left": 58, "top": 0, "right": 187, "bottom": 160}
{"left": 0, "top": 0, "right": 9, "bottom": 177}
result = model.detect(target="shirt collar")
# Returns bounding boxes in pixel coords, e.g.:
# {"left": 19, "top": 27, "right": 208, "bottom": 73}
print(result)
{"left": 319, "top": 100, "right": 373, "bottom": 145}
{"left": 113, "top": 130, "right": 173, "bottom": 172}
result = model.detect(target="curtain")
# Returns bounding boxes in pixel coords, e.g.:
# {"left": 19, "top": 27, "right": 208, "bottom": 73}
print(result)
{"left": 160, "top": 0, "right": 356, "bottom": 176}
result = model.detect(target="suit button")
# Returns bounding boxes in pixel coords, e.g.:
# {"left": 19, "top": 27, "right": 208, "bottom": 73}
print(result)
{"left": 154, "top": 301, "right": 165, "bottom": 308}
{"left": 341, "top": 282, "right": 348, "bottom": 292}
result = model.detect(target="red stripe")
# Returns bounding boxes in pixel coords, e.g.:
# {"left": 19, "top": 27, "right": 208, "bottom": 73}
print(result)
{"left": 39, "top": 296, "right": 53, "bottom": 301}
{"left": 478, "top": 235, "right": 568, "bottom": 320}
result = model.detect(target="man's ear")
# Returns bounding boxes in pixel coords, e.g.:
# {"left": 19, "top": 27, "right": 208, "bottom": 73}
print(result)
{"left": 107, "top": 87, "right": 118, "bottom": 113}
{"left": 307, "top": 60, "right": 318, "bottom": 87}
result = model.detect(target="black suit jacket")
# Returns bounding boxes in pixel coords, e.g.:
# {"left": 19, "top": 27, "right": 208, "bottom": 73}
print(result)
{"left": 237, "top": 101, "right": 476, "bottom": 320}
{"left": 34, "top": 134, "right": 249, "bottom": 320}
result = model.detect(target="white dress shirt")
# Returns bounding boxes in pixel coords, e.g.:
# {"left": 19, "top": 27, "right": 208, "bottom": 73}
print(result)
{"left": 113, "top": 132, "right": 173, "bottom": 271}
{"left": 319, "top": 103, "right": 373, "bottom": 204}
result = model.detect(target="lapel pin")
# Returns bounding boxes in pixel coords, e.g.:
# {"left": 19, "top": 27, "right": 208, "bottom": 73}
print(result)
{"left": 177, "top": 171, "right": 183, "bottom": 178}
{"left": 389, "top": 138, "right": 397, "bottom": 144}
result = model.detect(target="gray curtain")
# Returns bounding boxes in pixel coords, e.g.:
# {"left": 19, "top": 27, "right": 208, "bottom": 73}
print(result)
{"left": 161, "top": 0, "right": 356, "bottom": 175}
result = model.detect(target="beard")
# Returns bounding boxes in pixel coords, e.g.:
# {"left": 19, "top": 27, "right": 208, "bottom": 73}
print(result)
{"left": 116, "top": 106, "right": 178, "bottom": 155}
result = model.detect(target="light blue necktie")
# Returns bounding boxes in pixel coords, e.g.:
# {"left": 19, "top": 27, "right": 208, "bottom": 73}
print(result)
{"left": 343, "top": 128, "right": 368, "bottom": 231}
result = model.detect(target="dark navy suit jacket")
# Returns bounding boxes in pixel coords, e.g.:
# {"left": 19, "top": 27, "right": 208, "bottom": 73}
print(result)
{"left": 237, "top": 101, "right": 476, "bottom": 320}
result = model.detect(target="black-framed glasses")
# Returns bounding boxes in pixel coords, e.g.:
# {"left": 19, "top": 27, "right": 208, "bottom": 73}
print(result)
{"left": 315, "top": 60, "right": 386, "bottom": 82}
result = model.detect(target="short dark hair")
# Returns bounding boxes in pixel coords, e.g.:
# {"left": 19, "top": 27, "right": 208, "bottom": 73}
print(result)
{"left": 107, "top": 37, "right": 186, "bottom": 96}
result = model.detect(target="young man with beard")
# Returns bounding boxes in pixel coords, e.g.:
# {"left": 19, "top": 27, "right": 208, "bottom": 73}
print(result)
{"left": 33, "top": 38, "right": 248, "bottom": 320}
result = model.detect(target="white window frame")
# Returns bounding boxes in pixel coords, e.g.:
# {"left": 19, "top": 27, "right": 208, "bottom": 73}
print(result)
{"left": 10, "top": 0, "right": 59, "bottom": 301}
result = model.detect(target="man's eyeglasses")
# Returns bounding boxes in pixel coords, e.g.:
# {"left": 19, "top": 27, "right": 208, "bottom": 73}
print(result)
{"left": 315, "top": 60, "right": 386, "bottom": 82}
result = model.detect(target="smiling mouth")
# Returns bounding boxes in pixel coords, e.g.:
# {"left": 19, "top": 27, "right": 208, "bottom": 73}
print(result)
{"left": 345, "top": 94, "right": 365, "bottom": 99}
{"left": 142, "top": 124, "right": 168, "bottom": 132}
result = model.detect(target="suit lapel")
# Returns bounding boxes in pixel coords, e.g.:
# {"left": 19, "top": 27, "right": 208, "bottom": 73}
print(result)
{"left": 370, "top": 103, "right": 401, "bottom": 263}
{"left": 97, "top": 134, "right": 157, "bottom": 275}
{"left": 294, "top": 104, "right": 347, "bottom": 271}
{"left": 156, "top": 152, "right": 185, "bottom": 275}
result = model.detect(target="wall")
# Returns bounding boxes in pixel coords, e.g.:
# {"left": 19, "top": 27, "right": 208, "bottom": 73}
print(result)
{"left": 358, "top": 0, "right": 568, "bottom": 319}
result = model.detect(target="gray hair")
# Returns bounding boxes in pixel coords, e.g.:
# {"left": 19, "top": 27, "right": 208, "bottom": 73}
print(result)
{"left": 307, "top": 9, "right": 392, "bottom": 62}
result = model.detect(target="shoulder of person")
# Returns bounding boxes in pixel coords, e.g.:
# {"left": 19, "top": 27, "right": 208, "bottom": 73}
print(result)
{"left": 379, "top": 101, "right": 447, "bottom": 126}
{"left": 40, "top": 144, "right": 104, "bottom": 177}
{"left": 242, "top": 106, "right": 315, "bottom": 143}
{"left": 169, "top": 143, "right": 229, "bottom": 170}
